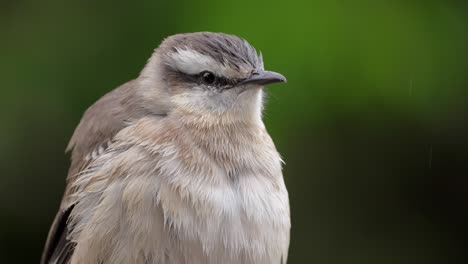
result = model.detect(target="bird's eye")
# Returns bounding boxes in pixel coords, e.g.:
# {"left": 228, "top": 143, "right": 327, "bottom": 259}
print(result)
{"left": 200, "top": 71, "right": 216, "bottom": 85}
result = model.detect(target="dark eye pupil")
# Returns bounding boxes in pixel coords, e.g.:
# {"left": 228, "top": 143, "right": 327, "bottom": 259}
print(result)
{"left": 201, "top": 72, "right": 215, "bottom": 85}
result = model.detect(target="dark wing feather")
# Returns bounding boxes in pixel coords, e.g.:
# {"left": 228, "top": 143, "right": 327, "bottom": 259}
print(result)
{"left": 41, "top": 80, "right": 149, "bottom": 264}
{"left": 43, "top": 206, "right": 75, "bottom": 264}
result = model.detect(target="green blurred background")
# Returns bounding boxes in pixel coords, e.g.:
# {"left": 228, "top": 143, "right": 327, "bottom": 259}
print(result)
{"left": 1, "top": 0, "right": 468, "bottom": 263}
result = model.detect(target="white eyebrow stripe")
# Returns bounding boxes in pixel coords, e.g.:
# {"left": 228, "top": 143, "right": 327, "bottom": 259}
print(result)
{"left": 167, "top": 48, "right": 247, "bottom": 78}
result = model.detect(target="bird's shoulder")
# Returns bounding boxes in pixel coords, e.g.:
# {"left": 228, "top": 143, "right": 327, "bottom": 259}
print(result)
{"left": 66, "top": 80, "right": 145, "bottom": 179}
{"left": 41, "top": 79, "right": 154, "bottom": 264}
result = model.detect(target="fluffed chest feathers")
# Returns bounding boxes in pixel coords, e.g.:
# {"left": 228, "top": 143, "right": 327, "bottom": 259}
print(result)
{"left": 116, "top": 118, "right": 290, "bottom": 263}
{"left": 153, "top": 132, "right": 289, "bottom": 262}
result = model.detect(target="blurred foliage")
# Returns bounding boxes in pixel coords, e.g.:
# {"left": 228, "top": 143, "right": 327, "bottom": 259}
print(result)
{"left": 1, "top": 0, "right": 468, "bottom": 263}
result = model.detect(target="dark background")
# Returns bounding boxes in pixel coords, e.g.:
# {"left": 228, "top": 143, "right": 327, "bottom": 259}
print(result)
{"left": 1, "top": 0, "right": 468, "bottom": 263}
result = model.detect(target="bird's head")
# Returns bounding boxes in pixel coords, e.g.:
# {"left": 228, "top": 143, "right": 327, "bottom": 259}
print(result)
{"left": 138, "top": 32, "right": 286, "bottom": 124}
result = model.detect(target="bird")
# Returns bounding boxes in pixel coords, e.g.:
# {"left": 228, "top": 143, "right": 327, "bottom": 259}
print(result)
{"left": 41, "top": 32, "right": 290, "bottom": 264}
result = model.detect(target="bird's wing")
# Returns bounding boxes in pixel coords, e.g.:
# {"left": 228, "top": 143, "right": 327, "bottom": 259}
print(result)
{"left": 41, "top": 80, "right": 149, "bottom": 264}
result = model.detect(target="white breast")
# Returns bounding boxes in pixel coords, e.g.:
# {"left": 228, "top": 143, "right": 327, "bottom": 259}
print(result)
{"left": 69, "top": 119, "right": 290, "bottom": 264}
{"left": 150, "top": 144, "right": 291, "bottom": 264}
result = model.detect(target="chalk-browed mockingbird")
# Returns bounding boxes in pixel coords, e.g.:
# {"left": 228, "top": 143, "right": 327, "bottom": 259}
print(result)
{"left": 42, "top": 32, "right": 290, "bottom": 264}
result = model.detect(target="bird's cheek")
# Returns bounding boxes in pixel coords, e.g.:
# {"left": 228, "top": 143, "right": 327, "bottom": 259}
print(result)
{"left": 238, "top": 84, "right": 263, "bottom": 96}
{"left": 234, "top": 87, "right": 263, "bottom": 107}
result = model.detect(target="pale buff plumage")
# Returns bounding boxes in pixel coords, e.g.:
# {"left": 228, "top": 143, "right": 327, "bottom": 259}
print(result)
{"left": 42, "top": 32, "right": 290, "bottom": 264}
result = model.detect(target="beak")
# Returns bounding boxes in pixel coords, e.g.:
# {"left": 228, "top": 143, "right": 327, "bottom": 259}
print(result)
{"left": 239, "top": 70, "right": 287, "bottom": 86}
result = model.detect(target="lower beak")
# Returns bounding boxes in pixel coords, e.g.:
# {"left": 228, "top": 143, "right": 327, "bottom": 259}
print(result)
{"left": 239, "top": 70, "right": 287, "bottom": 86}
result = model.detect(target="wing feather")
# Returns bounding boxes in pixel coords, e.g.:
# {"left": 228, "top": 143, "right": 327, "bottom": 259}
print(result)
{"left": 41, "top": 80, "right": 149, "bottom": 264}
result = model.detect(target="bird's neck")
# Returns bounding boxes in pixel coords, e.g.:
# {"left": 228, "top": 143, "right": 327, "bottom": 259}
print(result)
{"left": 170, "top": 89, "right": 265, "bottom": 130}
{"left": 171, "top": 106, "right": 267, "bottom": 157}
{"left": 173, "top": 110, "right": 263, "bottom": 129}
{"left": 171, "top": 112, "right": 272, "bottom": 178}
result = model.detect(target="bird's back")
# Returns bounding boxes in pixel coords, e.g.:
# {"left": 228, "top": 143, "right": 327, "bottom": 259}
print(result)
{"left": 41, "top": 80, "right": 151, "bottom": 264}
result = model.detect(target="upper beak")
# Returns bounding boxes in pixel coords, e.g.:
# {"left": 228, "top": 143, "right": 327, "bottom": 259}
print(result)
{"left": 239, "top": 70, "right": 287, "bottom": 86}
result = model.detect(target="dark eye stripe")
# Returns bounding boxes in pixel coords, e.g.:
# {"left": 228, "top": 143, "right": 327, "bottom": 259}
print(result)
{"left": 215, "top": 75, "right": 237, "bottom": 87}
{"left": 195, "top": 72, "right": 237, "bottom": 88}
{"left": 164, "top": 65, "right": 239, "bottom": 88}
